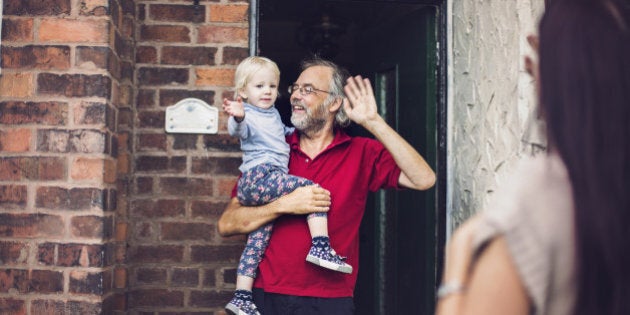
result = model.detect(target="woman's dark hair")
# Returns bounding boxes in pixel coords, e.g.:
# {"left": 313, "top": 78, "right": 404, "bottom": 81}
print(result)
{"left": 539, "top": 0, "right": 630, "bottom": 314}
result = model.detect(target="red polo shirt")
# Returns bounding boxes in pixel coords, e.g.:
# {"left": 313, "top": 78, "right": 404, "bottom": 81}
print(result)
{"left": 235, "top": 129, "right": 401, "bottom": 297}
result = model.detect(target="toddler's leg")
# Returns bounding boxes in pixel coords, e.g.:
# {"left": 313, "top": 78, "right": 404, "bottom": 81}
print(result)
{"left": 226, "top": 223, "right": 271, "bottom": 315}
{"left": 305, "top": 212, "right": 353, "bottom": 274}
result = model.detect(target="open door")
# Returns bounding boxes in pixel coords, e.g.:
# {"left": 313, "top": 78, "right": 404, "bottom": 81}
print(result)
{"left": 257, "top": 1, "right": 444, "bottom": 314}
{"left": 351, "top": 6, "right": 438, "bottom": 315}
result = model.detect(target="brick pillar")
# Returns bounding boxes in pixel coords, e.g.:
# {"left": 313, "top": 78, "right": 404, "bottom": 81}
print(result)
{"left": 0, "top": 0, "right": 131, "bottom": 313}
{"left": 128, "top": 1, "right": 250, "bottom": 313}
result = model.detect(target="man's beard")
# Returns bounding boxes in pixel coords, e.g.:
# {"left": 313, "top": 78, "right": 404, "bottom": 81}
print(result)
{"left": 290, "top": 99, "right": 330, "bottom": 135}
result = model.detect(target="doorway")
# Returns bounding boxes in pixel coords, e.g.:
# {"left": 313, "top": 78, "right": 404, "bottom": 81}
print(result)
{"left": 256, "top": 1, "right": 447, "bottom": 313}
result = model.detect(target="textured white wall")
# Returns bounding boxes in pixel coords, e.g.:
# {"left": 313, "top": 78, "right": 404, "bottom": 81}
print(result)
{"left": 447, "top": 0, "right": 546, "bottom": 232}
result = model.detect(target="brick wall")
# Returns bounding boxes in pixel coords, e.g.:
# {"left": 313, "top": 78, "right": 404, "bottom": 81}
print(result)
{"left": 0, "top": 0, "right": 133, "bottom": 313}
{"left": 1, "top": 0, "right": 250, "bottom": 313}
{"left": 128, "top": 0, "right": 249, "bottom": 314}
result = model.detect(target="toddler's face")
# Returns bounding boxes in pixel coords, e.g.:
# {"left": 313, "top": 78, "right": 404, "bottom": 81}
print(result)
{"left": 240, "top": 68, "right": 279, "bottom": 109}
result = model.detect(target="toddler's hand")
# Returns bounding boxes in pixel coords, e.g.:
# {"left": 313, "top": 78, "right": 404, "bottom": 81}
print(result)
{"left": 222, "top": 97, "right": 245, "bottom": 121}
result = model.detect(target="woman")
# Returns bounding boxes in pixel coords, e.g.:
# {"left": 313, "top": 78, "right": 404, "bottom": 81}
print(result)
{"left": 436, "top": 0, "right": 630, "bottom": 314}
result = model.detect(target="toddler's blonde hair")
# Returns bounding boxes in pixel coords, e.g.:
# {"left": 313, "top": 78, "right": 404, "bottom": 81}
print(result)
{"left": 234, "top": 56, "right": 280, "bottom": 98}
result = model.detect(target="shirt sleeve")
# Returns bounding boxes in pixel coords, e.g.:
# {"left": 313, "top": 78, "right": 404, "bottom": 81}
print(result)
{"left": 366, "top": 139, "right": 402, "bottom": 192}
{"left": 228, "top": 116, "right": 249, "bottom": 140}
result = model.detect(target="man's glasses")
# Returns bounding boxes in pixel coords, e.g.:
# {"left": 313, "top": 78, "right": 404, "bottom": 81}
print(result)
{"left": 288, "top": 84, "right": 331, "bottom": 96}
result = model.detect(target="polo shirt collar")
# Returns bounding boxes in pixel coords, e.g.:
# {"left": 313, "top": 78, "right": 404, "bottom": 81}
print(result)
{"left": 288, "top": 128, "right": 351, "bottom": 153}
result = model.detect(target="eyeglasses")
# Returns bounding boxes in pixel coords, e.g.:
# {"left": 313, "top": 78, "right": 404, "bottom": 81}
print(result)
{"left": 288, "top": 84, "right": 331, "bottom": 96}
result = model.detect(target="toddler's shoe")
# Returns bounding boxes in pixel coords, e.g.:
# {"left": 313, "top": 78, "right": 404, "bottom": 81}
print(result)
{"left": 225, "top": 296, "right": 261, "bottom": 315}
{"left": 306, "top": 245, "right": 353, "bottom": 274}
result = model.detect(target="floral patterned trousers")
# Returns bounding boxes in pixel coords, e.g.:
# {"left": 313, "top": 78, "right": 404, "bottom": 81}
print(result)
{"left": 236, "top": 163, "right": 325, "bottom": 278}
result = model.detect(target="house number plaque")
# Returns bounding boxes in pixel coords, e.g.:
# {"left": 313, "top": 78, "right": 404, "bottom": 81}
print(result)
{"left": 165, "top": 98, "right": 218, "bottom": 134}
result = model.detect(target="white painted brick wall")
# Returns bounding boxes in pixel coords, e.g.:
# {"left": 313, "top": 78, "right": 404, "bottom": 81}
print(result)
{"left": 447, "top": 0, "right": 546, "bottom": 232}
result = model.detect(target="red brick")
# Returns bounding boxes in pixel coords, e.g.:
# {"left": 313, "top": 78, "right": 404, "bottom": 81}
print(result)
{"left": 136, "top": 46, "right": 157, "bottom": 64}
{"left": 114, "top": 267, "right": 126, "bottom": 288}
{"left": 137, "top": 67, "right": 189, "bottom": 86}
{"left": 202, "top": 134, "right": 240, "bottom": 151}
{"left": 134, "top": 156, "right": 186, "bottom": 172}
{"left": 37, "top": 73, "right": 111, "bottom": 98}
{"left": 135, "top": 177, "right": 154, "bottom": 195}
{"left": 0, "top": 185, "right": 27, "bottom": 208}
{"left": 0, "top": 269, "right": 63, "bottom": 294}
{"left": 223, "top": 46, "right": 249, "bottom": 65}
{"left": 0, "top": 157, "right": 66, "bottom": 181}
{"left": 0, "top": 73, "right": 35, "bottom": 98}
{"left": 117, "top": 153, "right": 130, "bottom": 176}
{"left": 30, "top": 270, "right": 64, "bottom": 293}
{"left": 130, "top": 199, "right": 185, "bottom": 218}
{"left": 138, "top": 133, "right": 167, "bottom": 151}
{"left": 76, "top": 46, "right": 111, "bottom": 70}
{"left": 209, "top": 4, "right": 249, "bottom": 23}
{"left": 37, "top": 129, "right": 107, "bottom": 154}
{"left": 37, "top": 243, "right": 55, "bottom": 266}
{"left": 118, "top": 108, "right": 133, "bottom": 127}
{"left": 159, "top": 177, "right": 214, "bottom": 196}
{"left": 71, "top": 157, "right": 104, "bottom": 181}
{"left": 0, "top": 298, "right": 26, "bottom": 315}
{"left": 3, "top": 0, "right": 71, "bottom": 16}
{"left": 189, "top": 290, "right": 233, "bottom": 308}
{"left": 198, "top": 26, "right": 248, "bottom": 44}
{"left": 38, "top": 19, "right": 109, "bottom": 43}
{"left": 129, "top": 246, "right": 184, "bottom": 264}
{"left": 137, "top": 110, "right": 165, "bottom": 130}
{"left": 79, "top": 0, "right": 108, "bottom": 16}
{"left": 115, "top": 221, "right": 128, "bottom": 242}
{"left": 30, "top": 300, "right": 65, "bottom": 315}
{"left": 161, "top": 46, "right": 217, "bottom": 66}
{"left": 140, "top": 25, "right": 190, "bottom": 43}
{"left": 129, "top": 289, "right": 184, "bottom": 308}
{"left": 0, "top": 213, "right": 64, "bottom": 238}
{"left": 71, "top": 216, "right": 104, "bottom": 238}
{"left": 217, "top": 177, "right": 238, "bottom": 197}
{"left": 203, "top": 268, "right": 218, "bottom": 287}
{"left": 136, "top": 267, "right": 167, "bottom": 285}
{"left": 1, "top": 46, "right": 70, "bottom": 70}
{"left": 171, "top": 268, "right": 199, "bottom": 287}
{"left": 149, "top": 4, "right": 205, "bottom": 23}
{"left": 195, "top": 68, "right": 235, "bottom": 87}
{"left": 161, "top": 222, "right": 214, "bottom": 241}
{"left": 191, "top": 157, "right": 241, "bottom": 175}
{"left": 222, "top": 268, "right": 236, "bottom": 285}
{"left": 172, "top": 134, "right": 198, "bottom": 150}
{"left": 1, "top": 18, "right": 34, "bottom": 42}
{"left": 191, "top": 200, "right": 228, "bottom": 218}
{"left": 56, "top": 244, "right": 105, "bottom": 267}
{"left": 35, "top": 187, "right": 106, "bottom": 210}
{"left": 0, "top": 129, "right": 31, "bottom": 152}
{"left": 0, "top": 101, "right": 67, "bottom": 125}
{"left": 133, "top": 222, "right": 152, "bottom": 240}
{"left": 69, "top": 271, "right": 103, "bottom": 294}
{"left": 191, "top": 245, "right": 244, "bottom": 263}
{"left": 0, "top": 242, "right": 28, "bottom": 265}
{"left": 74, "top": 101, "right": 107, "bottom": 125}
{"left": 65, "top": 301, "right": 102, "bottom": 314}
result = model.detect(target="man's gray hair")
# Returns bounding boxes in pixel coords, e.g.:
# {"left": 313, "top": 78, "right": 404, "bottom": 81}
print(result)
{"left": 301, "top": 58, "right": 351, "bottom": 128}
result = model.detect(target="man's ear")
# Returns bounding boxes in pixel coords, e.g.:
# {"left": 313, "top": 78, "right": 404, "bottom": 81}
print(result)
{"left": 328, "top": 97, "right": 343, "bottom": 112}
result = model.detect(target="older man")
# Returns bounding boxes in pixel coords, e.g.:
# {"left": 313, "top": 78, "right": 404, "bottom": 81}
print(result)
{"left": 218, "top": 58, "right": 435, "bottom": 315}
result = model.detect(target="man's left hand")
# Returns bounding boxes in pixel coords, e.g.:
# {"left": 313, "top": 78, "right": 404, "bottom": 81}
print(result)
{"left": 343, "top": 75, "right": 383, "bottom": 127}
